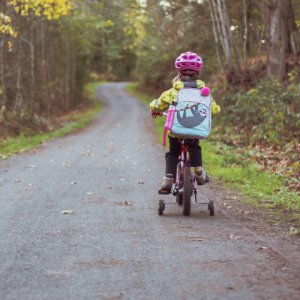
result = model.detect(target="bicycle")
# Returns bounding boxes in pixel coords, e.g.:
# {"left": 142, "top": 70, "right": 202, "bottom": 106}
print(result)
{"left": 157, "top": 114, "right": 214, "bottom": 216}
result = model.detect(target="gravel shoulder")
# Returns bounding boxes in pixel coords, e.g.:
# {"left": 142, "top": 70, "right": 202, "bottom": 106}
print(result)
{"left": 0, "top": 83, "right": 300, "bottom": 300}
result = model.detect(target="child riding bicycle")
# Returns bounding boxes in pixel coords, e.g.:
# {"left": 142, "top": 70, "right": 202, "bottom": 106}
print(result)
{"left": 149, "top": 52, "right": 220, "bottom": 193}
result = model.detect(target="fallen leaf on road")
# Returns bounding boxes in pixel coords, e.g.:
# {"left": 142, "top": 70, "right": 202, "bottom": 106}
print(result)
{"left": 230, "top": 234, "right": 242, "bottom": 240}
{"left": 62, "top": 162, "right": 71, "bottom": 167}
{"left": 108, "top": 187, "right": 113, "bottom": 190}
{"left": 125, "top": 201, "right": 132, "bottom": 205}
{"left": 70, "top": 182, "right": 76, "bottom": 185}
{"left": 282, "top": 268, "right": 287, "bottom": 270}
{"left": 86, "top": 192, "right": 93, "bottom": 195}
{"left": 13, "top": 180, "right": 20, "bottom": 183}
{"left": 243, "top": 211, "right": 250, "bottom": 215}
{"left": 227, "top": 206, "right": 232, "bottom": 209}
{"left": 28, "top": 184, "right": 33, "bottom": 186}
{"left": 257, "top": 246, "right": 268, "bottom": 250}
{"left": 138, "top": 181, "right": 144, "bottom": 184}
{"left": 0, "top": 178, "right": 3, "bottom": 181}
{"left": 38, "top": 236, "right": 42, "bottom": 238}
{"left": 89, "top": 153, "right": 95, "bottom": 157}
{"left": 61, "top": 210, "right": 73, "bottom": 214}
{"left": 28, "top": 165, "right": 36, "bottom": 168}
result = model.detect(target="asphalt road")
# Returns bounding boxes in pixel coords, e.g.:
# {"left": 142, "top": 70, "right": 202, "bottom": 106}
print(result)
{"left": 1, "top": 83, "right": 300, "bottom": 300}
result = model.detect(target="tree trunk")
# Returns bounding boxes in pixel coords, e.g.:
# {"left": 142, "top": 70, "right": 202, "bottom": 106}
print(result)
{"left": 265, "top": 0, "right": 285, "bottom": 82}
{"left": 0, "top": 35, "right": 7, "bottom": 112}
{"left": 208, "top": 0, "right": 228, "bottom": 80}
{"left": 285, "top": 0, "right": 297, "bottom": 55}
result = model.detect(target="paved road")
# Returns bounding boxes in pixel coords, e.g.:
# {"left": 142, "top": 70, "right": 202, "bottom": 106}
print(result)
{"left": 1, "top": 83, "right": 300, "bottom": 300}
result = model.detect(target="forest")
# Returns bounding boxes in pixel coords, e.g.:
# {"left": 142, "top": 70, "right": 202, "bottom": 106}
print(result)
{"left": 1, "top": 0, "right": 300, "bottom": 183}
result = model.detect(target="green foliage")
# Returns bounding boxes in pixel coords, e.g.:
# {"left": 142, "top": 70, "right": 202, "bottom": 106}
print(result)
{"left": 0, "top": 82, "right": 104, "bottom": 157}
{"left": 217, "top": 75, "right": 300, "bottom": 145}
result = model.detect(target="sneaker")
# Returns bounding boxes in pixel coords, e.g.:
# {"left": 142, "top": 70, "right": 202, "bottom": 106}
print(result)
{"left": 195, "top": 168, "right": 209, "bottom": 185}
{"left": 160, "top": 176, "right": 174, "bottom": 193}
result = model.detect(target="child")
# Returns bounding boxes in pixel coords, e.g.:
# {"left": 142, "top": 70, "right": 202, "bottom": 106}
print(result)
{"left": 150, "top": 52, "right": 220, "bottom": 193}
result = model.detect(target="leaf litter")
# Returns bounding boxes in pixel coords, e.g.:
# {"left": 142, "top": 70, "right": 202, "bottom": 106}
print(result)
{"left": 61, "top": 210, "right": 73, "bottom": 214}
{"left": 229, "top": 234, "right": 242, "bottom": 240}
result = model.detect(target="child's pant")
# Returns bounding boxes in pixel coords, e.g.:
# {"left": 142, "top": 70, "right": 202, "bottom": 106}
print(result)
{"left": 165, "top": 136, "right": 202, "bottom": 177}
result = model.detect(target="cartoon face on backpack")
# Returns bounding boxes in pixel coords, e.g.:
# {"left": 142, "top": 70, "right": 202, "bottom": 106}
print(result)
{"left": 164, "top": 88, "right": 212, "bottom": 139}
{"left": 177, "top": 104, "right": 208, "bottom": 128}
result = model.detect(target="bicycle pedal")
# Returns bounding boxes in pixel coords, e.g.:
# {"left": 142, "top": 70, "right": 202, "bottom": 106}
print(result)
{"left": 158, "top": 190, "right": 171, "bottom": 195}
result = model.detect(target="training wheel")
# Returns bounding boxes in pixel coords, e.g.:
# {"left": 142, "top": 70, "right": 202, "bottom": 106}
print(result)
{"left": 208, "top": 199, "right": 214, "bottom": 216}
{"left": 158, "top": 200, "right": 165, "bottom": 215}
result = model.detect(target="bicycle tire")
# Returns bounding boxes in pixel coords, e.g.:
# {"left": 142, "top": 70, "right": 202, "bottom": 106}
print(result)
{"left": 182, "top": 166, "right": 192, "bottom": 216}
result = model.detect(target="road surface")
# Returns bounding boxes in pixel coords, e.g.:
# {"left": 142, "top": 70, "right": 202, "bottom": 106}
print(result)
{"left": 0, "top": 83, "right": 300, "bottom": 300}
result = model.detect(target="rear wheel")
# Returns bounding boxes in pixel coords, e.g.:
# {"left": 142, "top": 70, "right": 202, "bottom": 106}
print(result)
{"left": 182, "top": 166, "right": 192, "bottom": 216}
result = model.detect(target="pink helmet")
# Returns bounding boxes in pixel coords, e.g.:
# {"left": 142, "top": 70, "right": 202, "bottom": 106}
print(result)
{"left": 175, "top": 52, "right": 203, "bottom": 74}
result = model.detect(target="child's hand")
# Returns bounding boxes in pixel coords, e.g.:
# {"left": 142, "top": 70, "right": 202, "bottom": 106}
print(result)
{"left": 150, "top": 110, "right": 163, "bottom": 119}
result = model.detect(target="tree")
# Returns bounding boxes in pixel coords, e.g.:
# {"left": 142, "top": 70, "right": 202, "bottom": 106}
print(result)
{"left": 264, "top": 0, "right": 285, "bottom": 82}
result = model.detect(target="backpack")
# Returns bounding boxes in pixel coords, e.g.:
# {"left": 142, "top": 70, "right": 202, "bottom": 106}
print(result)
{"left": 163, "top": 87, "right": 212, "bottom": 145}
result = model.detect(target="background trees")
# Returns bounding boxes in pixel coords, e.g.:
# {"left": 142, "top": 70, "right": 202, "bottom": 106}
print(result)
{"left": 0, "top": 0, "right": 137, "bottom": 135}
{"left": 135, "top": 0, "right": 300, "bottom": 88}
{"left": 1, "top": 0, "right": 300, "bottom": 136}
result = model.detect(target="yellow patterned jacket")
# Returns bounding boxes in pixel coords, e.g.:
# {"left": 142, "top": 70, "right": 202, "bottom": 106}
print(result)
{"left": 150, "top": 80, "right": 220, "bottom": 138}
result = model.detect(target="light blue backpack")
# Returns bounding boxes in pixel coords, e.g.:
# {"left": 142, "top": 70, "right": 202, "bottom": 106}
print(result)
{"left": 163, "top": 87, "right": 212, "bottom": 145}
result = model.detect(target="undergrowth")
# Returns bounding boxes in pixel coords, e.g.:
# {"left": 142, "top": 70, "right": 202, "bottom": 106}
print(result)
{"left": 127, "top": 82, "right": 300, "bottom": 222}
{"left": 0, "top": 82, "right": 105, "bottom": 158}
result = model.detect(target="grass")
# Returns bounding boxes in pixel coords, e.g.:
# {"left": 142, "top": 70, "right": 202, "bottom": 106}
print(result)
{"left": 127, "top": 82, "right": 300, "bottom": 222}
{"left": 0, "top": 81, "right": 105, "bottom": 158}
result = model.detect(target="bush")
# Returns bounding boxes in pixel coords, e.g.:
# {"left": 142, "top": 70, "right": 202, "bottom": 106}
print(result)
{"left": 217, "top": 73, "right": 300, "bottom": 145}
